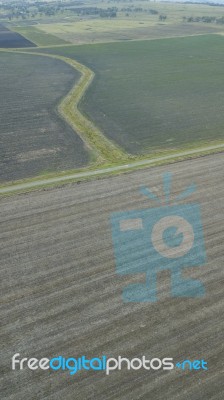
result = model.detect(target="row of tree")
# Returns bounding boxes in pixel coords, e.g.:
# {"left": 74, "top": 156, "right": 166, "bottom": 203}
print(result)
{"left": 183, "top": 16, "right": 224, "bottom": 24}
{"left": 0, "top": 3, "right": 118, "bottom": 20}
{"left": 68, "top": 7, "right": 117, "bottom": 18}
{"left": 121, "top": 7, "right": 159, "bottom": 15}
{"left": 0, "top": 0, "right": 168, "bottom": 22}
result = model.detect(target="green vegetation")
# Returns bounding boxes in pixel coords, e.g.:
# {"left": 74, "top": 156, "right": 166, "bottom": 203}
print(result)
{"left": 184, "top": 15, "right": 224, "bottom": 24}
{"left": 31, "top": 18, "right": 223, "bottom": 46}
{"left": 12, "top": 26, "right": 69, "bottom": 46}
{"left": 14, "top": 49, "right": 128, "bottom": 163}
{"left": 45, "top": 52, "right": 128, "bottom": 162}
{"left": 1, "top": 143, "right": 223, "bottom": 196}
{"left": 34, "top": 34, "right": 224, "bottom": 155}
{"left": 2, "top": 0, "right": 224, "bottom": 46}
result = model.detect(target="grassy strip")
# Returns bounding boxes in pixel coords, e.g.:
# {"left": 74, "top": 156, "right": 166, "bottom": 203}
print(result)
{"left": 0, "top": 144, "right": 223, "bottom": 196}
{"left": 16, "top": 50, "right": 128, "bottom": 163}
{"left": 0, "top": 139, "right": 222, "bottom": 188}
{"left": 56, "top": 55, "right": 129, "bottom": 163}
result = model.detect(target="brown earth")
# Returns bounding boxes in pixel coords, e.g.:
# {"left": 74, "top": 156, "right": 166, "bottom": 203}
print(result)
{"left": 1, "top": 153, "right": 224, "bottom": 399}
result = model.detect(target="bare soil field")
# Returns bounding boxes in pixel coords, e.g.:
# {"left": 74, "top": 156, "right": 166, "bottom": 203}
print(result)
{"left": 1, "top": 153, "right": 223, "bottom": 399}
{"left": 0, "top": 24, "right": 35, "bottom": 48}
{"left": 0, "top": 52, "right": 89, "bottom": 183}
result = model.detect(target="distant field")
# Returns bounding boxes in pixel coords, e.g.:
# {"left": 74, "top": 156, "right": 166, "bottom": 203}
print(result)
{"left": 2, "top": 1, "right": 224, "bottom": 52}
{"left": 9, "top": 0, "right": 224, "bottom": 45}
{"left": 0, "top": 52, "right": 89, "bottom": 182}
{"left": 35, "top": 20, "right": 223, "bottom": 45}
{"left": 34, "top": 35, "right": 224, "bottom": 155}
{"left": 0, "top": 23, "right": 35, "bottom": 48}
{"left": 12, "top": 26, "right": 70, "bottom": 47}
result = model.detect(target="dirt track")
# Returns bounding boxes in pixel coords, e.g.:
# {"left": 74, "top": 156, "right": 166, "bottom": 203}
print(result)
{"left": 1, "top": 153, "right": 224, "bottom": 399}
{"left": 1, "top": 144, "right": 224, "bottom": 194}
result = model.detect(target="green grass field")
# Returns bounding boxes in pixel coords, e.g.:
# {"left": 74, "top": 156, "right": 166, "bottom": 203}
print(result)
{"left": 32, "top": 34, "right": 224, "bottom": 155}
{"left": 12, "top": 26, "right": 70, "bottom": 46}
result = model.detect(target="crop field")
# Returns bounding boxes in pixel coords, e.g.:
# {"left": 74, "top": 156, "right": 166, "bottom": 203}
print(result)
{"left": 0, "top": 52, "right": 89, "bottom": 183}
{"left": 34, "top": 20, "right": 223, "bottom": 45}
{"left": 35, "top": 34, "right": 224, "bottom": 155}
{"left": 1, "top": 153, "right": 224, "bottom": 399}
{"left": 9, "top": 0, "right": 224, "bottom": 45}
{"left": 0, "top": 24, "right": 35, "bottom": 48}
{"left": 12, "top": 26, "right": 70, "bottom": 47}
{"left": 6, "top": 0, "right": 224, "bottom": 46}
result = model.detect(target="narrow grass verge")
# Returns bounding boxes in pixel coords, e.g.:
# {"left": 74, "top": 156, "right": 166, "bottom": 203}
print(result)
{"left": 0, "top": 144, "right": 223, "bottom": 196}
{"left": 0, "top": 48, "right": 129, "bottom": 163}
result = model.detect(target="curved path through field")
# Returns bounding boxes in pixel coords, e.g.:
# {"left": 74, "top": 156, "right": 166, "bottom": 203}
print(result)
{"left": 0, "top": 48, "right": 128, "bottom": 163}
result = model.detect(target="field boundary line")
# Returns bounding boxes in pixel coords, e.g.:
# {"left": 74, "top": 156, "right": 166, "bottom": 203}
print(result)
{"left": 0, "top": 48, "right": 128, "bottom": 164}
{"left": 0, "top": 144, "right": 223, "bottom": 194}
{"left": 7, "top": 31, "right": 223, "bottom": 49}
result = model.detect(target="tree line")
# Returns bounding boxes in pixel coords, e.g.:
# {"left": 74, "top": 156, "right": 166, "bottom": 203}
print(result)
{"left": 183, "top": 15, "right": 224, "bottom": 24}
